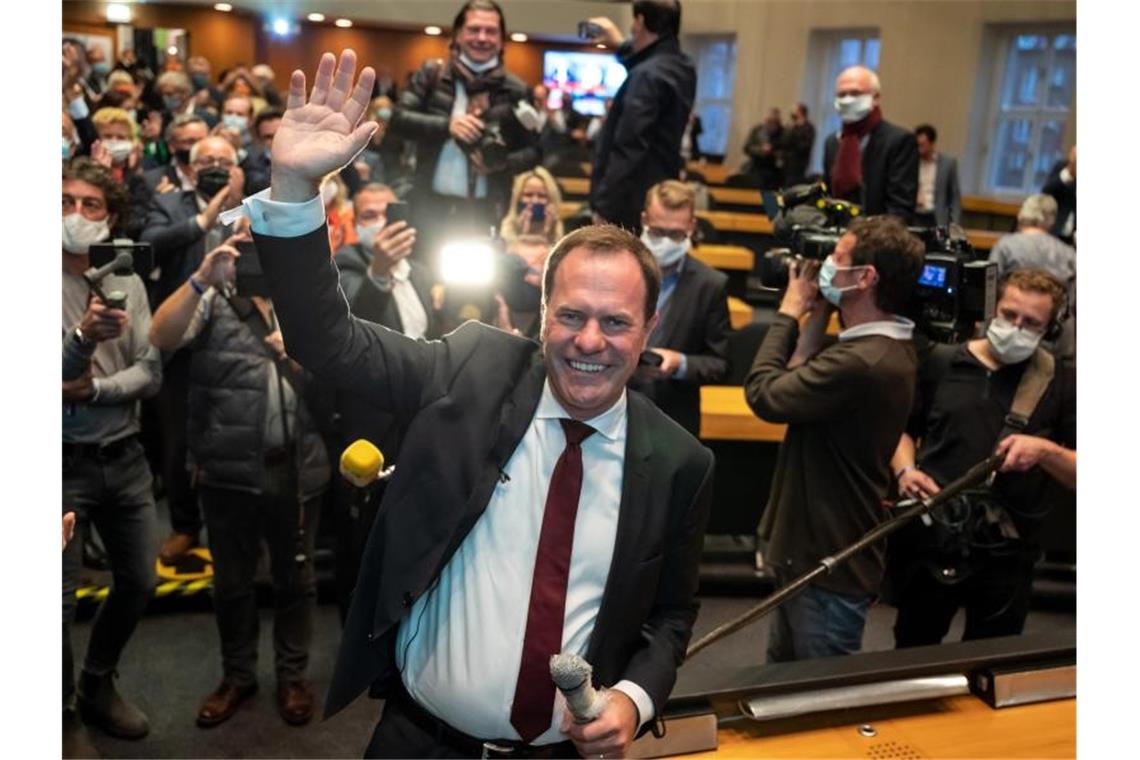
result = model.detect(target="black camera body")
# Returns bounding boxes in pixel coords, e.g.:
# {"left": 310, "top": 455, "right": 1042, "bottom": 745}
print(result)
{"left": 758, "top": 183, "right": 861, "bottom": 291}
{"left": 907, "top": 228, "right": 997, "bottom": 344}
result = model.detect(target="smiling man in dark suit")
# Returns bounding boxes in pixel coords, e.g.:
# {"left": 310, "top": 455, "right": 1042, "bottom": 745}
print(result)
{"left": 238, "top": 50, "right": 714, "bottom": 758}
{"left": 630, "top": 180, "right": 730, "bottom": 436}
{"left": 823, "top": 66, "right": 918, "bottom": 222}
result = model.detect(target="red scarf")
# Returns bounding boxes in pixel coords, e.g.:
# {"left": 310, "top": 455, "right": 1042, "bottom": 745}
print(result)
{"left": 830, "top": 106, "right": 882, "bottom": 200}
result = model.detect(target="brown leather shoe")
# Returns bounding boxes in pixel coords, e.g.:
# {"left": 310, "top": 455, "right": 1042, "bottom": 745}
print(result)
{"left": 159, "top": 532, "right": 197, "bottom": 565}
{"left": 277, "top": 680, "right": 314, "bottom": 726}
{"left": 196, "top": 681, "right": 257, "bottom": 728}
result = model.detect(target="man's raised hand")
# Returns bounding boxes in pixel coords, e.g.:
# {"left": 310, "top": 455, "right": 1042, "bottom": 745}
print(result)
{"left": 271, "top": 50, "right": 379, "bottom": 203}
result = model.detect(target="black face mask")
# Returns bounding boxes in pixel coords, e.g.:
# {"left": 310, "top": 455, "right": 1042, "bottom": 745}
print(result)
{"left": 196, "top": 167, "right": 231, "bottom": 199}
{"left": 173, "top": 149, "right": 191, "bottom": 166}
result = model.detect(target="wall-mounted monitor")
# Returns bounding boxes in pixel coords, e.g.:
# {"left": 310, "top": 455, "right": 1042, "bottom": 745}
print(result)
{"left": 542, "top": 50, "right": 627, "bottom": 116}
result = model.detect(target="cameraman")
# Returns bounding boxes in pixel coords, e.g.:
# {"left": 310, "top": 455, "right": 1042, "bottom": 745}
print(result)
{"left": 387, "top": 0, "right": 539, "bottom": 264}
{"left": 746, "top": 216, "right": 924, "bottom": 662}
{"left": 888, "top": 269, "right": 1075, "bottom": 647}
{"left": 149, "top": 239, "right": 330, "bottom": 729}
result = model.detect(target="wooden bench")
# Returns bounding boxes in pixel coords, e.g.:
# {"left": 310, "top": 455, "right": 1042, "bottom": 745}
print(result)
{"left": 700, "top": 385, "right": 786, "bottom": 442}
{"left": 726, "top": 296, "right": 753, "bottom": 330}
{"left": 692, "top": 244, "right": 754, "bottom": 271}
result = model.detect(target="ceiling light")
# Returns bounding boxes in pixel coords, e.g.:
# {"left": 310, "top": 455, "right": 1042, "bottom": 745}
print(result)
{"left": 106, "top": 3, "right": 132, "bottom": 22}
{"left": 307, "top": 13, "right": 325, "bottom": 22}
{"left": 272, "top": 18, "right": 291, "bottom": 35}
{"left": 335, "top": 18, "right": 353, "bottom": 28}
{"left": 425, "top": 26, "right": 442, "bottom": 36}
{"left": 167, "top": 46, "right": 179, "bottom": 56}
{"left": 510, "top": 32, "right": 528, "bottom": 42}
{"left": 214, "top": 3, "right": 233, "bottom": 11}
{"left": 595, "top": 43, "right": 606, "bottom": 49}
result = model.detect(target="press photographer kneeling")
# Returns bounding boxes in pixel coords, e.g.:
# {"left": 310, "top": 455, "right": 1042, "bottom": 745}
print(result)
{"left": 888, "top": 268, "right": 1076, "bottom": 647}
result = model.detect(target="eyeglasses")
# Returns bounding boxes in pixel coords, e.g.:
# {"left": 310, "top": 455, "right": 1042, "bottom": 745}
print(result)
{"left": 644, "top": 226, "right": 690, "bottom": 242}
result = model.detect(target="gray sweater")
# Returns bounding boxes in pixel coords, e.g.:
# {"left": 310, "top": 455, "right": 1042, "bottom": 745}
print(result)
{"left": 62, "top": 268, "right": 161, "bottom": 444}
{"left": 745, "top": 314, "right": 918, "bottom": 597}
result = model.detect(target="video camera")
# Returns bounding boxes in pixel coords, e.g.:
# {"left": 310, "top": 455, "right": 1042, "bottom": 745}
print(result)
{"left": 757, "top": 182, "right": 862, "bottom": 291}
{"left": 84, "top": 240, "right": 154, "bottom": 311}
{"left": 756, "top": 183, "right": 997, "bottom": 343}
{"left": 907, "top": 225, "right": 997, "bottom": 344}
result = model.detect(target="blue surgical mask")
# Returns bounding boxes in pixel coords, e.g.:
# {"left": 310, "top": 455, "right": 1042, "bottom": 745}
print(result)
{"left": 162, "top": 94, "right": 183, "bottom": 112}
{"left": 62, "top": 137, "right": 74, "bottom": 161}
{"left": 376, "top": 107, "right": 393, "bottom": 121}
{"left": 92, "top": 61, "right": 111, "bottom": 76}
{"left": 190, "top": 73, "right": 210, "bottom": 91}
{"left": 222, "top": 114, "right": 249, "bottom": 135}
{"left": 818, "top": 255, "right": 867, "bottom": 306}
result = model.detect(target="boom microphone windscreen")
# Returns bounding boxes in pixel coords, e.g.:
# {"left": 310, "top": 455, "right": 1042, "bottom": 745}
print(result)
{"left": 339, "top": 439, "right": 384, "bottom": 488}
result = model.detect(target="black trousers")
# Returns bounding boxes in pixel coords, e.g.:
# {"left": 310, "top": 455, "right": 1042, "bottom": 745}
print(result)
{"left": 892, "top": 551, "right": 1039, "bottom": 647}
{"left": 156, "top": 349, "right": 200, "bottom": 537}
{"left": 365, "top": 686, "right": 580, "bottom": 759}
{"left": 199, "top": 471, "right": 320, "bottom": 687}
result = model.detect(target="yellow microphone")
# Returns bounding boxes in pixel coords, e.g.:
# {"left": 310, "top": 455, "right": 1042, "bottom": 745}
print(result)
{"left": 339, "top": 439, "right": 385, "bottom": 488}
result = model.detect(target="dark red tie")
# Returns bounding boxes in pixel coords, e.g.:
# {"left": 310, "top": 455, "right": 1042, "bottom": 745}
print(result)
{"left": 510, "top": 419, "right": 596, "bottom": 743}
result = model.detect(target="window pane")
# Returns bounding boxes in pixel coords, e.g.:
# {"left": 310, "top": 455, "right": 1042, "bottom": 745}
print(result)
{"left": 1033, "top": 119, "right": 1066, "bottom": 188}
{"left": 838, "top": 38, "right": 863, "bottom": 69}
{"left": 697, "top": 40, "right": 735, "bottom": 100}
{"left": 698, "top": 103, "right": 732, "bottom": 157}
{"left": 864, "top": 38, "right": 881, "bottom": 70}
{"left": 1002, "top": 35, "right": 1047, "bottom": 108}
{"left": 989, "top": 117, "right": 1033, "bottom": 191}
{"left": 1047, "top": 36, "right": 1076, "bottom": 108}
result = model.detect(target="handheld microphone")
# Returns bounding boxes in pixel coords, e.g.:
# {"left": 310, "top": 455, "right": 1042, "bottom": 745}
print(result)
{"left": 339, "top": 439, "right": 395, "bottom": 520}
{"left": 550, "top": 653, "right": 607, "bottom": 723}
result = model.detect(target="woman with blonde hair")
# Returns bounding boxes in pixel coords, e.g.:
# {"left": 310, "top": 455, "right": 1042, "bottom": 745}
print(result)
{"left": 498, "top": 166, "right": 563, "bottom": 247}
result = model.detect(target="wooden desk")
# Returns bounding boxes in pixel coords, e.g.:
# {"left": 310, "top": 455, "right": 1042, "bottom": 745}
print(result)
{"left": 726, "top": 296, "right": 753, "bottom": 330}
{"left": 709, "top": 187, "right": 764, "bottom": 207}
{"left": 556, "top": 176, "right": 589, "bottom": 197}
{"left": 689, "top": 695, "right": 1075, "bottom": 759}
{"left": 700, "top": 385, "right": 786, "bottom": 442}
{"left": 692, "top": 244, "right": 754, "bottom": 271}
{"left": 963, "top": 195, "right": 1021, "bottom": 217}
{"left": 688, "top": 161, "right": 732, "bottom": 184}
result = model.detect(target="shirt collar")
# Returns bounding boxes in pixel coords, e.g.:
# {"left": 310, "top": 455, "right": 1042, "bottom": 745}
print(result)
{"left": 535, "top": 378, "right": 627, "bottom": 442}
{"left": 838, "top": 315, "right": 916, "bottom": 342}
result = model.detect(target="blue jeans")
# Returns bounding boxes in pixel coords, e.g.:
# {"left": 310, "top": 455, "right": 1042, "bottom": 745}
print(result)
{"left": 62, "top": 437, "right": 157, "bottom": 708}
{"left": 766, "top": 584, "right": 872, "bottom": 663}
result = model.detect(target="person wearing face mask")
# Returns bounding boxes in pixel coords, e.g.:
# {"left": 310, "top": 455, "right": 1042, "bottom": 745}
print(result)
{"left": 746, "top": 215, "right": 924, "bottom": 663}
{"left": 89, "top": 107, "right": 152, "bottom": 241}
{"left": 143, "top": 114, "right": 208, "bottom": 195}
{"left": 627, "top": 180, "right": 729, "bottom": 436}
{"left": 387, "top": 0, "right": 539, "bottom": 267}
{"left": 330, "top": 182, "right": 438, "bottom": 623}
{"left": 823, "top": 66, "right": 918, "bottom": 221}
{"left": 61, "top": 159, "right": 162, "bottom": 748}
{"left": 886, "top": 268, "right": 1075, "bottom": 649}
{"left": 141, "top": 135, "right": 244, "bottom": 564}
{"left": 583, "top": 1, "right": 696, "bottom": 233}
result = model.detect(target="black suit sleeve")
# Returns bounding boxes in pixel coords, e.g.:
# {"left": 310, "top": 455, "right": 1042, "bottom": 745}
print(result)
{"left": 140, "top": 194, "right": 206, "bottom": 265}
{"left": 621, "top": 447, "right": 714, "bottom": 713}
{"left": 883, "top": 131, "right": 919, "bottom": 220}
{"left": 682, "top": 275, "right": 731, "bottom": 385}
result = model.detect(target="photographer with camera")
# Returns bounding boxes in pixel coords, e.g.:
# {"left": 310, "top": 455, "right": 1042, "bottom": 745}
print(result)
{"left": 584, "top": 0, "right": 696, "bottom": 233}
{"left": 62, "top": 158, "right": 162, "bottom": 746}
{"left": 888, "top": 268, "right": 1075, "bottom": 648}
{"left": 149, "top": 235, "right": 331, "bottom": 729}
{"left": 386, "top": 0, "right": 539, "bottom": 265}
{"left": 746, "top": 215, "right": 924, "bottom": 662}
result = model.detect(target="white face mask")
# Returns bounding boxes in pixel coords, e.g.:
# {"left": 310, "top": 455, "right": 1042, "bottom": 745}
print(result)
{"left": 641, "top": 230, "right": 690, "bottom": 268}
{"left": 103, "top": 139, "right": 133, "bottom": 164}
{"left": 62, "top": 213, "right": 110, "bottom": 255}
{"left": 986, "top": 317, "right": 1043, "bottom": 365}
{"left": 356, "top": 221, "right": 385, "bottom": 248}
{"left": 459, "top": 53, "right": 500, "bottom": 73}
{"left": 834, "top": 93, "right": 874, "bottom": 124}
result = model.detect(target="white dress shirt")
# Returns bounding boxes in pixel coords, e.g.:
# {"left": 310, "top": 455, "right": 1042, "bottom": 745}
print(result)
{"left": 232, "top": 190, "right": 655, "bottom": 742}
{"left": 432, "top": 81, "right": 488, "bottom": 199}
{"left": 369, "top": 258, "right": 429, "bottom": 340}
{"left": 917, "top": 155, "right": 937, "bottom": 213}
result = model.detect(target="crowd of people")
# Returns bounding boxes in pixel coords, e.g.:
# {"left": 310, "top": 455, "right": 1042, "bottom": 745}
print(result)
{"left": 61, "top": 0, "right": 1076, "bottom": 757}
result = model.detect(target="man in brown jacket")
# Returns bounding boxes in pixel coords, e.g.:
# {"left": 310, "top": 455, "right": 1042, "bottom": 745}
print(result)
{"left": 745, "top": 216, "right": 924, "bottom": 662}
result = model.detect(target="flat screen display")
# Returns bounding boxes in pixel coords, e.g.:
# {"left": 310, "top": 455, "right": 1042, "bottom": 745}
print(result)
{"left": 543, "top": 50, "right": 627, "bottom": 116}
{"left": 918, "top": 263, "right": 948, "bottom": 289}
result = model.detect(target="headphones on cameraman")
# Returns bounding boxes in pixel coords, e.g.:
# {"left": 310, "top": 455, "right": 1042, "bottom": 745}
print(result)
{"left": 996, "top": 271, "right": 1069, "bottom": 342}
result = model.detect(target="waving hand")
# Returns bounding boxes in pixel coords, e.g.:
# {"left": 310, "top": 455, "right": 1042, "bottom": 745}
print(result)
{"left": 271, "top": 50, "right": 381, "bottom": 203}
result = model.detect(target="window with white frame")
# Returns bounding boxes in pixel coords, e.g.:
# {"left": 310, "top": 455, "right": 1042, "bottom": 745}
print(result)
{"left": 802, "top": 28, "right": 881, "bottom": 177}
{"left": 684, "top": 34, "right": 737, "bottom": 158}
{"left": 982, "top": 27, "right": 1075, "bottom": 196}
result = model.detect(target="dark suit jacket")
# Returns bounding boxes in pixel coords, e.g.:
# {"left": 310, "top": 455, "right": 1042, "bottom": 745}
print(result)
{"left": 1042, "top": 159, "right": 1076, "bottom": 246}
{"left": 140, "top": 189, "right": 207, "bottom": 308}
{"left": 332, "top": 242, "right": 439, "bottom": 456}
{"left": 629, "top": 257, "right": 730, "bottom": 436}
{"left": 823, "top": 118, "right": 918, "bottom": 221}
{"left": 932, "top": 154, "right": 962, "bottom": 227}
{"left": 141, "top": 163, "right": 180, "bottom": 194}
{"left": 255, "top": 224, "right": 715, "bottom": 722}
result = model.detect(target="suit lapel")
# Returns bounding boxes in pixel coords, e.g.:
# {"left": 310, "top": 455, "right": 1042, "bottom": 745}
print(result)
{"left": 587, "top": 393, "right": 653, "bottom": 664}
